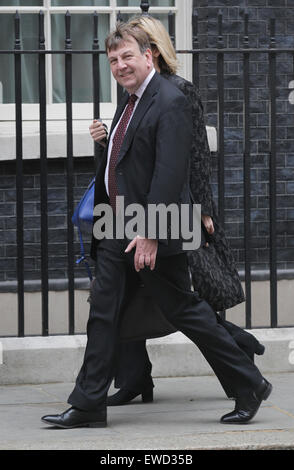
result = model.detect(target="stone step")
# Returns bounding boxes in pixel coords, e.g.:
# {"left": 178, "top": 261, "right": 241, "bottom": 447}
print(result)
{"left": 1, "top": 328, "right": 294, "bottom": 385}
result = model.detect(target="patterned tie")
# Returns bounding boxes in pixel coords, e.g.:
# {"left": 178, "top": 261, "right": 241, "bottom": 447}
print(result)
{"left": 108, "top": 94, "right": 138, "bottom": 211}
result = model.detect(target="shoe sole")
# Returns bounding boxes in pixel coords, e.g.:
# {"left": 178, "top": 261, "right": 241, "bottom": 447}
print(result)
{"left": 107, "top": 399, "right": 153, "bottom": 406}
{"left": 41, "top": 418, "right": 107, "bottom": 429}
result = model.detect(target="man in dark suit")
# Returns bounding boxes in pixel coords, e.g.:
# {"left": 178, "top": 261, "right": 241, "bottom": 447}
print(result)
{"left": 41, "top": 22, "right": 272, "bottom": 429}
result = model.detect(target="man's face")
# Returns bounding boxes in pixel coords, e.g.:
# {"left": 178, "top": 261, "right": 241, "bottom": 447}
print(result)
{"left": 108, "top": 36, "right": 153, "bottom": 94}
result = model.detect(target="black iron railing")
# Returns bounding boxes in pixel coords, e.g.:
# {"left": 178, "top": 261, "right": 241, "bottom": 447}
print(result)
{"left": 0, "top": 2, "right": 293, "bottom": 336}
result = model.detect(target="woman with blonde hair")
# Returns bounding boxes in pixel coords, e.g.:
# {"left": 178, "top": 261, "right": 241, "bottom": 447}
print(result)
{"left": 90, "top": 15, "right": 265, "bottom": 406}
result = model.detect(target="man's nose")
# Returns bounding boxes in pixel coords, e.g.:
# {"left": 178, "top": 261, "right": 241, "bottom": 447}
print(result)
{"left": 117, "top": 57, "right": 127, "bottom": 69}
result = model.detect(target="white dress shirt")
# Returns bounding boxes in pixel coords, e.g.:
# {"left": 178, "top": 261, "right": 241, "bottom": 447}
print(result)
{"left": 104, "top": 67, "right": 156, "bottom": 195}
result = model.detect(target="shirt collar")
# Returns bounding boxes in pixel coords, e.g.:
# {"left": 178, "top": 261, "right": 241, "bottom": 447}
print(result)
{"left": 133, "top": 67, "right": 156, "bottom": 100}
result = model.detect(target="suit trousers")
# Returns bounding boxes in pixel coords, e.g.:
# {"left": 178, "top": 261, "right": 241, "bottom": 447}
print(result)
{"left": 114, "top": 340, "right": 154, "bottom": 393}
{"left": 114, "top": 314, "right": 261, "bottom": 398}
{"left": 114, "top": 339, "right": 235, "bottom": 398}
{"left": 68, "top": 238, "right": 263, "bottom": 411}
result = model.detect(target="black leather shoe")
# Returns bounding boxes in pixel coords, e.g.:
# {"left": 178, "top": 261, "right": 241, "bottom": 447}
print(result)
{"left": 41, "top": 406, "right": 107, "bottom": 429}
{"left": 235, "top": 333, "right": 265, "bottom": 362}
{"left": 107, "top": 387, "right": 153, "bottom": 406}
{"left": 255, "top": 343, "right": 265, "bottom": 356}
{"left": 217, "top": 317, "right": 265, "bottom": 363}
{"left": 220, "top": 378, "right": 272, "bottom": 424}
{"left": 241, "top": 342, "right": 265, "bottom": 362}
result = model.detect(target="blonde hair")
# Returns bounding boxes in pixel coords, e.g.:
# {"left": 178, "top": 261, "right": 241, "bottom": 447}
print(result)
{"left": 127, "top": 15, "right": 178, "bottom": 74}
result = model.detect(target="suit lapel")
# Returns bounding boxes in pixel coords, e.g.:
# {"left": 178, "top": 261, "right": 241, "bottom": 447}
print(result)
{"left": 95, "top": 73, "right": 160, "bottom": 199}
{"left": 116, "top": 72, "right": 160, "bottom": 166}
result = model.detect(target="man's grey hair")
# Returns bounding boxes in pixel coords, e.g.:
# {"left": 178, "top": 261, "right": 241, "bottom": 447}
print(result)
{"left": 105, "top": 21, "right": 151, "bottom": 54}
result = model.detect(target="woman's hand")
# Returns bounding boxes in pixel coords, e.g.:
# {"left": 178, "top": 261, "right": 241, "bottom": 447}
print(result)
{"left": 89, "top": 119, "right": 107, "bottom": 147}
{"left": 202, "top": 215, "right": 214, "bottom": 234}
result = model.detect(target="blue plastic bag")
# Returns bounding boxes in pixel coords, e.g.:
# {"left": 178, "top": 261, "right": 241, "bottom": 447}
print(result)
{"left": 72, "top": 177, "right": 95, "bottom": 280}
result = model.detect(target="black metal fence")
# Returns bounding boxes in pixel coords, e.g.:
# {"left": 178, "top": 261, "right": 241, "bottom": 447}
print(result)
{"left": 0, "top": 2, "right": 293, "bottom": 336}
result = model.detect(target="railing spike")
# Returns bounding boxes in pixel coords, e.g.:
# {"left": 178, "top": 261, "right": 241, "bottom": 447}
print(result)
{"left": 39, "top": 10, "right": 45, "bottom": 50}
{"left": 117, "top": 10, "right": 123, "bottom": 23}
{"left": 269, "top": 17, "right": 276, "bottom": 49}
{"left": 14, "top": 10, "right": 21, "bottom": 50}
{"left": 140, "top": 1, "right": 150, "bottom": 16}
{"left": 65, "top": 10, "right": 72, "bottom": 49}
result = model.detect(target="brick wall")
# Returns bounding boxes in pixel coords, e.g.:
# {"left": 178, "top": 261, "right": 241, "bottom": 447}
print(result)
{"left": 195, "top": 0, "right": 294, "bottom": 272}
{"left": 0, "top": 158, "right": 95, "bottom": 283}
{"left": 0, "top": 0, "right": 294, "bottom": 285}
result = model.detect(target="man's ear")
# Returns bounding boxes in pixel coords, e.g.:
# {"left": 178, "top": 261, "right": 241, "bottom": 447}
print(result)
{"left": 152, "top": 46, "right": 160, "bottom": 58}
{"left": 145, "top": 48, "right": 154, "bottom": 67}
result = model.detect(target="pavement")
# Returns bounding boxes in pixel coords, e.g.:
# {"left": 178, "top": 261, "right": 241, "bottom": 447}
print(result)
{"left": 0, "top": 372, "right": 294, "bottom": 451}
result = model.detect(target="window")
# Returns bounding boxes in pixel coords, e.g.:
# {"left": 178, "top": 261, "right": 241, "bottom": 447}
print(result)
{"left": 0, "top": 1, "right": 192, "bottom": 157}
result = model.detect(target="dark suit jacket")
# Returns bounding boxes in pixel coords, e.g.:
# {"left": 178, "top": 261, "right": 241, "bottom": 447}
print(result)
{"left": 90, "top": 71, "right": 193, "bottom": 260}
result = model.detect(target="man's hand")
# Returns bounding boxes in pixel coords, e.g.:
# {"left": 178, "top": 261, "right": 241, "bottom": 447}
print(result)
{"left": 89, "top": 119, "right": 107, "bottom": 147}
{"left": 125, "top": 236, "right": 158, "bottom": 272}
{"left": 202, "top": 215, "right": 214, "bottom": 234}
